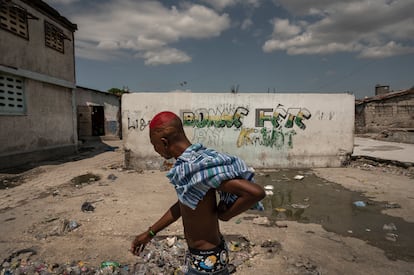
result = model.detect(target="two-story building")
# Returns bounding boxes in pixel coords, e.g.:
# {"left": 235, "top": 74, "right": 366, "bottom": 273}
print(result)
{"left": 0, "top": 0, "right": 78, "bottom": 169}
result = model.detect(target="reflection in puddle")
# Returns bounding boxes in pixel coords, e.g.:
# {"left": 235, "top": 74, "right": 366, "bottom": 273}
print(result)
{"left": 256, "top": 170, "right": 414, "bottom": 262}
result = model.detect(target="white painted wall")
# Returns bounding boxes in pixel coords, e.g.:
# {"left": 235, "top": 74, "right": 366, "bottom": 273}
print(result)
{"left": 122, "top": 92, "right": 354, "bottom": 169}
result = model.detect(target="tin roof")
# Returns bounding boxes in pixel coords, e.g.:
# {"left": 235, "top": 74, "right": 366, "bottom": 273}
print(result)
{"left": 355, "top": 87, "right": 414, "bottom": 105}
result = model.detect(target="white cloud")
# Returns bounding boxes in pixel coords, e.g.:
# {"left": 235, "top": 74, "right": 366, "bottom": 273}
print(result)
{"left": 141, "top": 48, "right": 191, "bottom": 66}
{"left": 68, "top": 1, "right": 230, "bottom": 65}
{"left": 271, "top": 18, "right": 301, "bottom": 38}
{"left": 358, "top": 41, "right": 414, "bottom": 59}
{"left": 265, "top": 0, "right": 414, "bottom": 58}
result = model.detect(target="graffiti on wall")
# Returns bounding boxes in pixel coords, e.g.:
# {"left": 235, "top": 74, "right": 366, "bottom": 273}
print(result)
{"left": 181, "top": 104, "right": 312, "bottom": 149}
{"left": 255, "top": 106, "right": 311, "bottom": 130}
{"left": 182, "top": 106, "right": 249, "bottom": 129}
{"left": 181, "top": 105, "right": 249, "bottom": 147}
{"left": 125, "top": 104, "right": 312, "bottom": 149}
{"left": 127, "top": 117, "right": 150, "bottom": 131}
{"left": 237, "top": 127, "right": 297, "bottom": 149}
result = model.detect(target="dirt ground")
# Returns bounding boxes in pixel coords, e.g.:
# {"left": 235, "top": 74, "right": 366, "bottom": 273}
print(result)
{"left": 1, "top": 139, "right": 413, "bottom": 274}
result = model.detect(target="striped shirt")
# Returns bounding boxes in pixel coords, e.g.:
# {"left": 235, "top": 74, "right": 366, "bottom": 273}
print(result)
{"left": 166, "top": 143, "right": 264, "bottom": 211}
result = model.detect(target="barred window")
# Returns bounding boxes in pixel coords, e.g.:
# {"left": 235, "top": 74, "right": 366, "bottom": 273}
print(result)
{"left": 0, "top": 73, "right": 26, "bottom": 115}
{"left": 0, "top": 2, "right": 29, "bottom": 39}
{"left": 45, "top": 20, "right": 64, "bottom": 53}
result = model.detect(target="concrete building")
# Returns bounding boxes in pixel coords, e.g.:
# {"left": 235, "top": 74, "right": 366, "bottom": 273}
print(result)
{"left": 122, "top": 92, "right": 355, "bottom": 169}
{"left": 355, "top": 87, "right": 414, "bottom": 143}
{"left": 75, "top": 86, "right": 121, "bottom": 140}
{"left": 0, "top": 0, "right": 77, "bottom": 169}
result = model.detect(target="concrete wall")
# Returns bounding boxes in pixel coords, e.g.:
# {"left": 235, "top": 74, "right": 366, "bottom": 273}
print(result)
{"left": 74, "top": 87, "right": 121, "bottom": 139}
{"left": 0, "top": 0, "right": 76, "bottom": 83}
{"left": 0, "top": 0, "right": 77, "bottom": 169}
{"left": 0, "top": 80, "right": 76, "bottom": 168}
{"left": 360, "top": 94, "right": 414, "bottom": 133}
{"left": 122, "top": 92, "right": 355, "bottom": 169}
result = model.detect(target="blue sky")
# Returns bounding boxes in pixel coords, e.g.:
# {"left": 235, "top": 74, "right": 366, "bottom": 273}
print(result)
{"left": 45, "top": 0, "right": 414, "bottom": 99}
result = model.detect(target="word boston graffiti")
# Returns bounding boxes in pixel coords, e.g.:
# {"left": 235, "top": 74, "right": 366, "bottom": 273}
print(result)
{"left": 181, "top": 107, "right": 249, "bottom": 129}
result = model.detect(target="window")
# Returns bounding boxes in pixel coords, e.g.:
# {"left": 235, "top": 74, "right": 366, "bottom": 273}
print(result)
{"left": 45, "top": 21, "right": 64, "bottom": 53}
{"left": 0, "top": 73, "right": 26, "bottom": 115}
{"left": 0, "top": 2, "right": 29, "bottom": 39}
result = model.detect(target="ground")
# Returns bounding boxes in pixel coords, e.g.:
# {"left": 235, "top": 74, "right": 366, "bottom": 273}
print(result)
{"left": 0, "top": 139, "right": 413, "bottom": 274}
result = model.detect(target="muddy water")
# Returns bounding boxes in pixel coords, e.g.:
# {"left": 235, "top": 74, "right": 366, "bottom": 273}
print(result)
{"left": 256, "top": 170, "right": 414, "bottom": 262}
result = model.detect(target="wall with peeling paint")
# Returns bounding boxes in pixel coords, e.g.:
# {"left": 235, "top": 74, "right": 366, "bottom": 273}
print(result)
{"left": 122, "top": 92, "right": 354, "bottom": 169}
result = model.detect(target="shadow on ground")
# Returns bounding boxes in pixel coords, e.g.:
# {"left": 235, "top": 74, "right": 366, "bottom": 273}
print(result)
{"left": 0, "top": 138, "right": 120, "bottom": 189}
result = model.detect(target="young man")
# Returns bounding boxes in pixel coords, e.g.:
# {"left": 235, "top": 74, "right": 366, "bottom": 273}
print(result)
{"left": 131, "top": 111, "right": 265, "bottom": 274}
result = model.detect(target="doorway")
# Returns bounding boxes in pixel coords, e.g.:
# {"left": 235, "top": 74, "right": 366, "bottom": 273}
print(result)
{"left": 92, "top": 106, "right": 105, "bottom": 136}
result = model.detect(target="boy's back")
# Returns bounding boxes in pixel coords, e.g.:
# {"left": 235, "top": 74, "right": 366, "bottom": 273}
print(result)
{"left": 130, "top": 111, "right": 265, "bottom": 274}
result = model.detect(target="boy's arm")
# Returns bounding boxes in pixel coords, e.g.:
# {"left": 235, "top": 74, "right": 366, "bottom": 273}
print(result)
{"left": 216, "top": 178, "right": 265, "bottom": 221}
{"left": 131, "top": 200, "right": 181, "bottom": 255}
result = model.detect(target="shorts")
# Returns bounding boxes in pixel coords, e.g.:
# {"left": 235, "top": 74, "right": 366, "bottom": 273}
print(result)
{"left": 184, "top": 239, "right": 229, "bottom": 275}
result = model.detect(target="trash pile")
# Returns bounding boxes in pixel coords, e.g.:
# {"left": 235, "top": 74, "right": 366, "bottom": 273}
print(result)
{"left": 1, "top": 235, "right": 260, "bottom": 275}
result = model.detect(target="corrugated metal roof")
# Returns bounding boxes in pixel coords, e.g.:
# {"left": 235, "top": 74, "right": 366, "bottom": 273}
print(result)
{"left": 356, "top": 87, "right": 414, "bottom": 105}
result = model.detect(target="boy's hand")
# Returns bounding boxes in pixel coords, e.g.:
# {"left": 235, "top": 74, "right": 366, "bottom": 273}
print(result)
{"left": 130, "top": 231, "right": 152, "bottom": 256}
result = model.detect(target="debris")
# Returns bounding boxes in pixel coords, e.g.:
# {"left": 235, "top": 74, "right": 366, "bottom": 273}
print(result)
{"left": 353, "top": 201, "right": 366, "bottom": 207}
{"left": 383, "top": 223, "right": 397, "bottom": 231}
{"left": 100, "top": 261, "right": 121, "bottom": 268}
{"left": 252, "top": 216, "right": 271, "bottom": 226}
{"left": 291, "top": 203, "right": 310, "bottom": 209}
{"left": 265, "top": 190, "right": 274, "bottom": 196}
{"left": 260, "top": 240, "right": 282, "bottom": 259}
{"left": 385, "top": 202, "right": 401, "bottom": 209}
{"left": 385, "top": 233, "right": 398, "bottom": 242}
{"left": 275, "top": 222, "right": 288, "bottom": 228}
{"left": 81, "top": 201, "right": 95, "bottom": 212}
{"left": 261, "top": 240, "right": 281, "bottom": 249}
{"left": 61, "top": 219, "right": 80, "bottom": 233}
{"left": 288, "top": 257, "right": 321, "bottom": 275}
{"left": 166, "top": 236, "right": 177, "bottom": 247}
{"left": 347, "top": 230, "right": 353, "bottom": 234}
{"left": 229, "top": 241, "right": 242, "bottom": 252}
{"left": 107, "top": 174, "right": 118, "bottom": 181}
{"left": 294, "top": 175, "right": 305, "bottom": 180}
{"left": 68, "top": 220, "right": 80, "bottom": 231}
{"left": 264, "top": 185, "right": 274, "bottom": 190}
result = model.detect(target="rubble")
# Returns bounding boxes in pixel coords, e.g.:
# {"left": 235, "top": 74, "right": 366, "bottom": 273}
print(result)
{"left": 0, "top": 235, "right": 265, "bottom": 275}
{"left": 349, "top": 157, "right": 414, "bottom": 178}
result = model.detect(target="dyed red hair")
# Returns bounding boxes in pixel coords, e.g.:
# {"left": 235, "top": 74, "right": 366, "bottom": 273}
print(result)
{"left": 149, "top": 111, "right": 179, "bottom": 129}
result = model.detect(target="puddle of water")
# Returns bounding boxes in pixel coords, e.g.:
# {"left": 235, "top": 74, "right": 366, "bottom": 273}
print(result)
{"left": 256, "top": 169, "right": 414, "bottom": 262}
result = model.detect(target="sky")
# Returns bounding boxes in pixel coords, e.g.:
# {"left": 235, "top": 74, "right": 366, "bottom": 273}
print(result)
{"left": 44, "top": 0, "right": 414, "bottom": 99}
